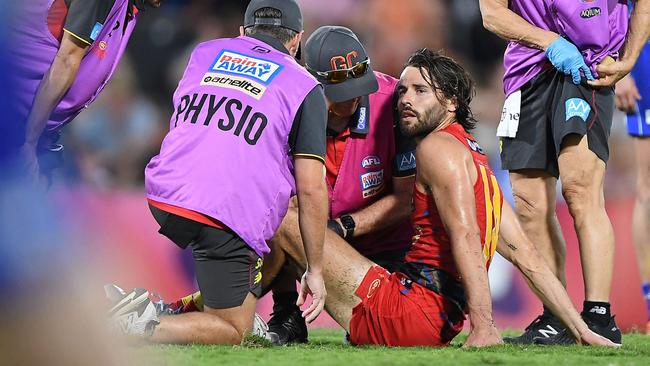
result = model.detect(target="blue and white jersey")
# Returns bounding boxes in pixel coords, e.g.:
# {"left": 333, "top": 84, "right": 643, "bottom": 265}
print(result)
{"left": 626, "top": 40, "right": 650, "bottom": 136}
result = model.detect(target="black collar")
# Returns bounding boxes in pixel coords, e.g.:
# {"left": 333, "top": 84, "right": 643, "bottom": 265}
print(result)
{"left": 348, "top": 95, "right": 370, "bottom": 135}
{"left": 247, "top": 33, "right": 290, "bottom": 55}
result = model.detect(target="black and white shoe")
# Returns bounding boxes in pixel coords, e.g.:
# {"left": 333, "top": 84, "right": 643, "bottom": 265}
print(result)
{"left": 107, "top": 286, "right": 159, "bottom": 337}
{"left": 266, "top": 303, "right": 308, "bottom": 345}
{"left": 503, "top": 313, "right": 565, "bottom": 344}
{"left": 534, "top": 315, "right": 622, "bottom": 346}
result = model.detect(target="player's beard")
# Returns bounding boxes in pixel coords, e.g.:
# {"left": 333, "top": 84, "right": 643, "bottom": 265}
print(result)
{"left": 399, "top": 104, "right": 447, "bottom": 138}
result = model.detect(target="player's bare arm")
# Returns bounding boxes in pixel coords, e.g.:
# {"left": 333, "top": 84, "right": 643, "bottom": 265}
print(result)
{"left": 338, "top": 175, "right": 414, "bottom": 238}
{"left": 20, "top": 33, "right": 88, "bottom": 183}
{"left": 294, "top": 156, "right": 328, "bottom": 323}
{"left": 589, "top": 0, "right": 650, "bottom": 87}
{"left": 416, "top": 133, "right": 501, "bottom": 347}
{"left": 496, "top": 203, "right": 618, "bottom": 347}
{"left": 479, "top": 0, "right": 558, "bottom": 50}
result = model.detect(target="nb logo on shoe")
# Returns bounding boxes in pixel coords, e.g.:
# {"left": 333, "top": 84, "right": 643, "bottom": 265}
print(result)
{"left": 537, "top": 326, "right": 559, "bottom": 338}
{"left": 589, "top": 306, "right": 607, "bottom": 315}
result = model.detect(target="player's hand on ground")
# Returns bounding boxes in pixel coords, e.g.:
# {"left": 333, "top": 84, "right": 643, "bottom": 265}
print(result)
{"left": 463, "top": 324, "right": 503, "bottom": 348}
{"left": 297, "top": 268, "right": 327, "bottom": 324}
{"left": 544, "top": 37, "right": 594, "bottom": 85}
{"left": 588, "top": 58, "right": 634, "bottom": 88}
{"left": 614, "top": 73, "right": 641, "bottom": 113}
{"left": 578, "top": 329, "right": 620, "bottom": 347}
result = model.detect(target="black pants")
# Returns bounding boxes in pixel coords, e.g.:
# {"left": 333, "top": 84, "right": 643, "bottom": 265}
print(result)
{"left": 149, "top": 204, "right": 262, "bottom": 308}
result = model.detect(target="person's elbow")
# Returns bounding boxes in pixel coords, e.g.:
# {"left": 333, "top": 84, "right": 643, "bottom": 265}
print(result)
{"left": 295, "top": 161, "right": 327, "bottom": 198}
{"left": 479, "top": 1, "right": 500, "bottom": 34}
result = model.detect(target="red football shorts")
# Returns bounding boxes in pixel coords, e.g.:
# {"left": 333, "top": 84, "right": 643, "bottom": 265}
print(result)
{"left": 349, "top": 265, "right": 465, "bottom": 347}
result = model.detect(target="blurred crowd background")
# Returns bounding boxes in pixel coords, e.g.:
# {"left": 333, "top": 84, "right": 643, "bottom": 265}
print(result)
{"left": 57, "top": 0, "right": 636, "bottom": 197}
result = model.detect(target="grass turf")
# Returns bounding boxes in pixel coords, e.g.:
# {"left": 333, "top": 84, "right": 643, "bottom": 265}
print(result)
{"left": 134, "top": 329, "right": 650, "bottom": 366}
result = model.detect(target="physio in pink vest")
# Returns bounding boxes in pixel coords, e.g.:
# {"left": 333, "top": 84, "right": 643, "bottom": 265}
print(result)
{"left": 145, "top": 26, "right": 416, "bottom": 346}
{"left": 264, "top": 26, "right": 416, "bottom": 345}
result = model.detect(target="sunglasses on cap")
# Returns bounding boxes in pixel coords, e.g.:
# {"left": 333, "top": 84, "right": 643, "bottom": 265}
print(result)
{"left": 307, "top": 58, "right": 371, "bottom": 84}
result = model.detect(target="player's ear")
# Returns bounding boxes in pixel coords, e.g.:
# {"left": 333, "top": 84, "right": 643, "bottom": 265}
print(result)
{"left": 447, "top": 97, "right": 458, "bottom": 113}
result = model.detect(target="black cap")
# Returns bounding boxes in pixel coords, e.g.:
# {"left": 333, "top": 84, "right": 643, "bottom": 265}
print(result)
{"left": 244, "top": 0, "right": 303, "bottom": 32}
{"left": 305, "top": 26, "right": 378, "bottom": 103}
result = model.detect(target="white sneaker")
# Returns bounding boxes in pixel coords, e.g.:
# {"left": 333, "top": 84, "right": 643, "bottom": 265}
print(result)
{"left": 108, "top": 287, "right": 160, "bottom": 337}
{"left": 252, "top": 313, "right": 280, "bottom": 343}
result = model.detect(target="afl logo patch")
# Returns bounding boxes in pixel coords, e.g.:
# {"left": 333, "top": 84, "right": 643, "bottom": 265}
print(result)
{"left": 361, "top": 155, "right": 381, "bottom": 168}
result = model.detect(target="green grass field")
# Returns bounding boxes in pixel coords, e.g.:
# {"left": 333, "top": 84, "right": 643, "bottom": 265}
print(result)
{"left": 134, "top": 329, "right": 650, "bottom": 366}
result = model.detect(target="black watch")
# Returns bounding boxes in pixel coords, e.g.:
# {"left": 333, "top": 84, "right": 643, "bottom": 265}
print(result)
{"left": 339, "top": 214, "right": 356, "bottom": 239}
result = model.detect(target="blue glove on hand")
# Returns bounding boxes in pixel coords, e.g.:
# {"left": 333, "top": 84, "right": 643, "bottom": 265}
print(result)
{"left": 544, "top": 37, "right": 594, "bottom": 85}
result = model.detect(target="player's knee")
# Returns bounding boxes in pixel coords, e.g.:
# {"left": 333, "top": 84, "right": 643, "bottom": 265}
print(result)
{"left": 512, "top": 191, "right": 548, "bottom": 224}
{"left": 561, "top": 179, "right": 597, "bottom": 216}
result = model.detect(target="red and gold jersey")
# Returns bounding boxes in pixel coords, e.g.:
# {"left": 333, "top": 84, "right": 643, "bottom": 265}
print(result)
{"left": 404, "top": 123, "right": 502, "bottom": 279}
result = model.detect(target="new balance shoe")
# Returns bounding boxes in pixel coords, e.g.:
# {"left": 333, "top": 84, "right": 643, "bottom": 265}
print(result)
{"left": 503, "top": 313, "right": 565, "bottom": 344}
{"left": 108, "top": 287, "right": 159, "bottom": 337}
{"left": 266, "top": 303, "right": 308, "bottom": 345}
{"left": 534, "top": 314, "right": 622, "bottom": 346}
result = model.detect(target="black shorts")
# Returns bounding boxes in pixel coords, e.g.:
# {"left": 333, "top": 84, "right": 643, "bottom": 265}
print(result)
{"left": 500, "top": 68, "right": 614, "bottom": 178}
{"left": 367, "top": 247, "right": 408, "bottom": 273}
{"left": 149, "top": 205, "right": 262, "bottom": 309}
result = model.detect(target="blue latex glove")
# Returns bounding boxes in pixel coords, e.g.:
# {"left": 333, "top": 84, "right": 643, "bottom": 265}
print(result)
{"left": 544, "top": 37, "right": 594, "bottom": 85}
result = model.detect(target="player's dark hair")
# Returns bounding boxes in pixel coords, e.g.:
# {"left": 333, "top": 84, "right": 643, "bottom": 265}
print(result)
{"left": 244, "top": 7, "right": 298, "bottom": 44}
{"left": 405, "top": 48, "right": 477, "bottom": 131}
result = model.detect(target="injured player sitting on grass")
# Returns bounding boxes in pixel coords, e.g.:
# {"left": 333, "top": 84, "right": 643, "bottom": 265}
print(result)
{"left": 108, "top": 49, "right": 619, "bottom": 348}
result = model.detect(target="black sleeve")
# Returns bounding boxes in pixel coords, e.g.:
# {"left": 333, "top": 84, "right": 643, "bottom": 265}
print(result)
{"left": 392, "top": 89, "right": 417, "bottom": 177}
{"left": 289, "top": 85, "right": 327, "bottom": 163}
{"left": 63, "top": 0, "right": 115, "bottom": 46}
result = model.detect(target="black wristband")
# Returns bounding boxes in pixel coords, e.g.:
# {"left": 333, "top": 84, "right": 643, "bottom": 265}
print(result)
{"left": 339, "top": 214, "right": 355, "bottom": 239}
{"left": 327, "top": 219, "right": 345, "bottom": 238}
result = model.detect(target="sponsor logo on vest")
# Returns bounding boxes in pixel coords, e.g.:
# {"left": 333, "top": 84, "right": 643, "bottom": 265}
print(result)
{"left": 174, "top": 93, "right": 268, "bottom": 145}
{"left": 90, "top": 22, "right": 104, "bottom": 41}
{"left": 201, "top": 72, "right": 267, "bottom": 100}
{"left": 580, "top": 7, "right": 601, "bottom": 18}
{"left": 361, "top": 155, "right": 381, "bottom": 169}
{"left": 467, "top": 139, "right": 485, "bottom": 155}
{"left": 92, "top": 40, "right": 109, "bottom": 59}
{"left": 360, "top": 170, "right": 384, "bottom": 198}
{"left": 210, "top": 50, "right": 283, "bottom": 85}
{"left": 357, "top": 107, "right": 367, "bottom": 130}
{"left": 396, "top": 151, "right": 416, "bottom": 172}
{"left": 251, "top": 45, "right": 271, "bottom": 54}
{"left": 565, "top": 98, "right": 591, "bottom": 122}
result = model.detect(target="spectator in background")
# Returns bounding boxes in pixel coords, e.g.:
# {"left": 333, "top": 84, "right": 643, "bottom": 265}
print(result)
{"left": 65, "top": 57, "right": 164, "bottom": 188}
